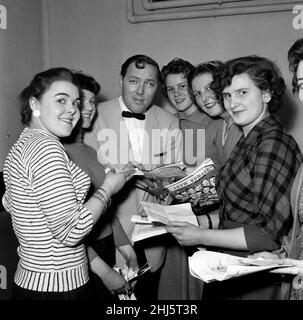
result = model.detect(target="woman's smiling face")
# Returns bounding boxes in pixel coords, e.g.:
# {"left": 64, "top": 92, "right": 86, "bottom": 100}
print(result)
{"left": 32, "top": 80, "right": 81, "bottom": 137}
{"left": 80, "top": 89, "right": 96, "bottom": 129}
{"left": 165, "top": 73, "right": 194, "bottom": 112}
{"left": 191, "top": 72, "right": 225, "bottom": 117}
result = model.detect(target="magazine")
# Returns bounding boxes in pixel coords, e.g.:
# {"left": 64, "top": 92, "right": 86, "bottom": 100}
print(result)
{"left": 107, "top": 163, "right": 187, "bottom": 200}
{"left": 131, "top": 202, "right": 198, "bottom": 242}
{"left": 189, "top": 250, "right": 293, "bottom": 283}
{"left": 165, "top": 158, "right": 219, "bottom": 210}
{"left": 134, "top": 158, "right": 219, "bottom": 210}
{"left": 130, "top": 162, "right": 187, "bottom": 201}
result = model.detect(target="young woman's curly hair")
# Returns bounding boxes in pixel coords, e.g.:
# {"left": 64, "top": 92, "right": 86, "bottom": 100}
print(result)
{"left": 288, "top": 38, "right": 303, "bottom": 93}
{"left": 211, "top": 55, "right": 286, "bottom": 114}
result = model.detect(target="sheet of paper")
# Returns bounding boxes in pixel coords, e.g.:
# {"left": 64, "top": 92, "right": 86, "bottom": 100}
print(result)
{"left": 131, "top": 215, "right": 151, "bottom": 224}
{"left": 141, "top": 201, "right": 198, "bottom": 226}
{"left": 131, "top": 223, "right": 167, "bottom": 242}
{"left": 188, "top": 250, "right": 293, "bottom": 283}
{"left": 113, "top": 265, "right": 137, "bottom": 300}
{"left": 131, "top": 202, "right": 198, "bottom": 242}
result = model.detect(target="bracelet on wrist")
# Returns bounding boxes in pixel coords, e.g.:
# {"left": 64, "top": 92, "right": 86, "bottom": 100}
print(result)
{"left": 206, "top": 214, "right": 213, "bottom": 230}
{"left": 98, "top": 187, "right": 112, "bottom": 207}
{"left": 99, "top": 187, "right": 111, "bottom": 201}
{"left": 93, "top": 189, "right": 111, "bottom": 210}
{"left": 92, "top": 190, "right": 107, "bottom": 206}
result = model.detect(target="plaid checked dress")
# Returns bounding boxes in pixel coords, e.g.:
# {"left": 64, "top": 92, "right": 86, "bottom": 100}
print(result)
{"left": 217, "top": 116, "right": 302, "bottom": 254}
{"left": 202, "top": 116, "right": 302, "bottom": 300}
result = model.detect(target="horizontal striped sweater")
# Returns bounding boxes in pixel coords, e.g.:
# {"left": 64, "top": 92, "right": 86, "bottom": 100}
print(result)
{"left": 2, "top": 128, "right": 94, "bottom": 292}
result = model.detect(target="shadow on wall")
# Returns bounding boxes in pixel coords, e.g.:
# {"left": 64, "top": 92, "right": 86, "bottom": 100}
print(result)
{"left": 153, "top": 90, "right": 164, "bottom": 108}
{"left": 278, "top": 91, "right": 298, "bottom": 132}
{"left": 0, "top": 172, "right": 19, "bottom": 300}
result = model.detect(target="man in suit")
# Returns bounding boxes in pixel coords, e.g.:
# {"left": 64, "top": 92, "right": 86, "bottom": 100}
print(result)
{"left": 84, "top": 54, "right": 182, "bottom": 300}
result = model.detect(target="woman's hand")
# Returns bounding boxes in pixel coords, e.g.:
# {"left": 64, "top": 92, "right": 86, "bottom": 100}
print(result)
{"left": 246, "top": 251, "right": 303, "bottom": 275}
{"left": 102, "top": 167, "right": 135, "bottom": 197}
{"left": 247, "top": 251, "right": 282, "bottom": 260}
{"left": 135, "top": 177, "right": 157, "bottom": 191}
{"left": 166, "top": 221, "right": 203, "bottom": 246}
{"left": 100, "top": 267, "right": 131, "bottom": 295}
{"left": 118, "top": 244, "right": 139, "bottom": 273}
{"left": 270, "top": 259, "right": 303, "bottom": 275}
{"left": 123, "top": 161, "right": 144, "bottom": 172}
{"left": 117, "top": 244, "right": 139, "bottom": 288}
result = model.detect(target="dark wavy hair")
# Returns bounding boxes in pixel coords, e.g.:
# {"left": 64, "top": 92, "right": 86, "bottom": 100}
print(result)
{"left": 74, "top": 72, "right": 101, "bottom": 95}
{"left": 20, "top": 67, "right": 81, "bottom": 125}
{"left": 160, "top": 58, "right": 194, "bottom": 97}
{"left": 120, "top": 54, "right": 161, "bottom": 82}
{"left": 212, "top": 56, "right": 286, "bottom": 114}
{"left": 188, "top": 60, "right": 224, "bottom": 99}
{"left": 288, "top": 38, "right": 303, "bottom": 93}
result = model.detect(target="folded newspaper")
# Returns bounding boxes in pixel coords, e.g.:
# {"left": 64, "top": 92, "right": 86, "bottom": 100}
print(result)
{"left": 166, "top": 158, "right": 219, "bottom": 210}
{"left": 131, "top": 202, "right": 198, "bottom": 242}
{"left": 189, "top": 250, "right": 293, "bottom": 283}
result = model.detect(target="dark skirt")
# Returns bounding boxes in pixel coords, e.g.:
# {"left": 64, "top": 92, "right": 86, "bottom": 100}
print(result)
{"left": 202, "top": 271, "right": 283, "bottom": 300}
{"left": 88, "top": 234, "right": 119, "bottom": 301}
{"left": 12, "top": 282, "right": 94, "bottom": 300}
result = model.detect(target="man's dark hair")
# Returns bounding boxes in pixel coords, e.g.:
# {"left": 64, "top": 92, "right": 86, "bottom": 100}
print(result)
{"left": 120, "top": 54, "right": 161, "bottom": 82}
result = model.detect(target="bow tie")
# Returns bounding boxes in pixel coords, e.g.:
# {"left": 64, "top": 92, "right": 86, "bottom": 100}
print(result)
{"left": 122, "top": 111, "right": 145, "bottom": 120}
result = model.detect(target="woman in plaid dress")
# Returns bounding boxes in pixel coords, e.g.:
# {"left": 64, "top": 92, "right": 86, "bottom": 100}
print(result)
{"left": 166, "top": 55, "right": 302, "bottom": 300}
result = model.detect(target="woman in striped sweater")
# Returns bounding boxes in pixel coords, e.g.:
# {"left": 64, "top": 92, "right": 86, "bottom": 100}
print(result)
{"left": 1, "top": 67, "right": 134, "bottom": 300}
{"left": 64, "top": 72, "right": 139, "bottom": 300}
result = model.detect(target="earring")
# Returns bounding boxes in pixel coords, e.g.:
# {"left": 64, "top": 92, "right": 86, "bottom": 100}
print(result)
{"left": 263, "top": 92, "right": 271, "bottom": 103}
{"left": 33, "top": 109, "right": 41, "bottom": 117}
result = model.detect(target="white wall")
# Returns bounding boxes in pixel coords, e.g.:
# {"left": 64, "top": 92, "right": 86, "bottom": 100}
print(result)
{"left": 1, "top": 0, "right": 303, "bottom": 169}
{"left": 44, "top": 0, "right": 303, "bottom": 152}
{"left": 0, "top": 0, "right": 43, "bottom": 168}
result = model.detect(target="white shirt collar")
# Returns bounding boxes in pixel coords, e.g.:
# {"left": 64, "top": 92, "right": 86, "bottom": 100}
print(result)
{"left": 118, "top": 96, "right": 145, "bottom": 163}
